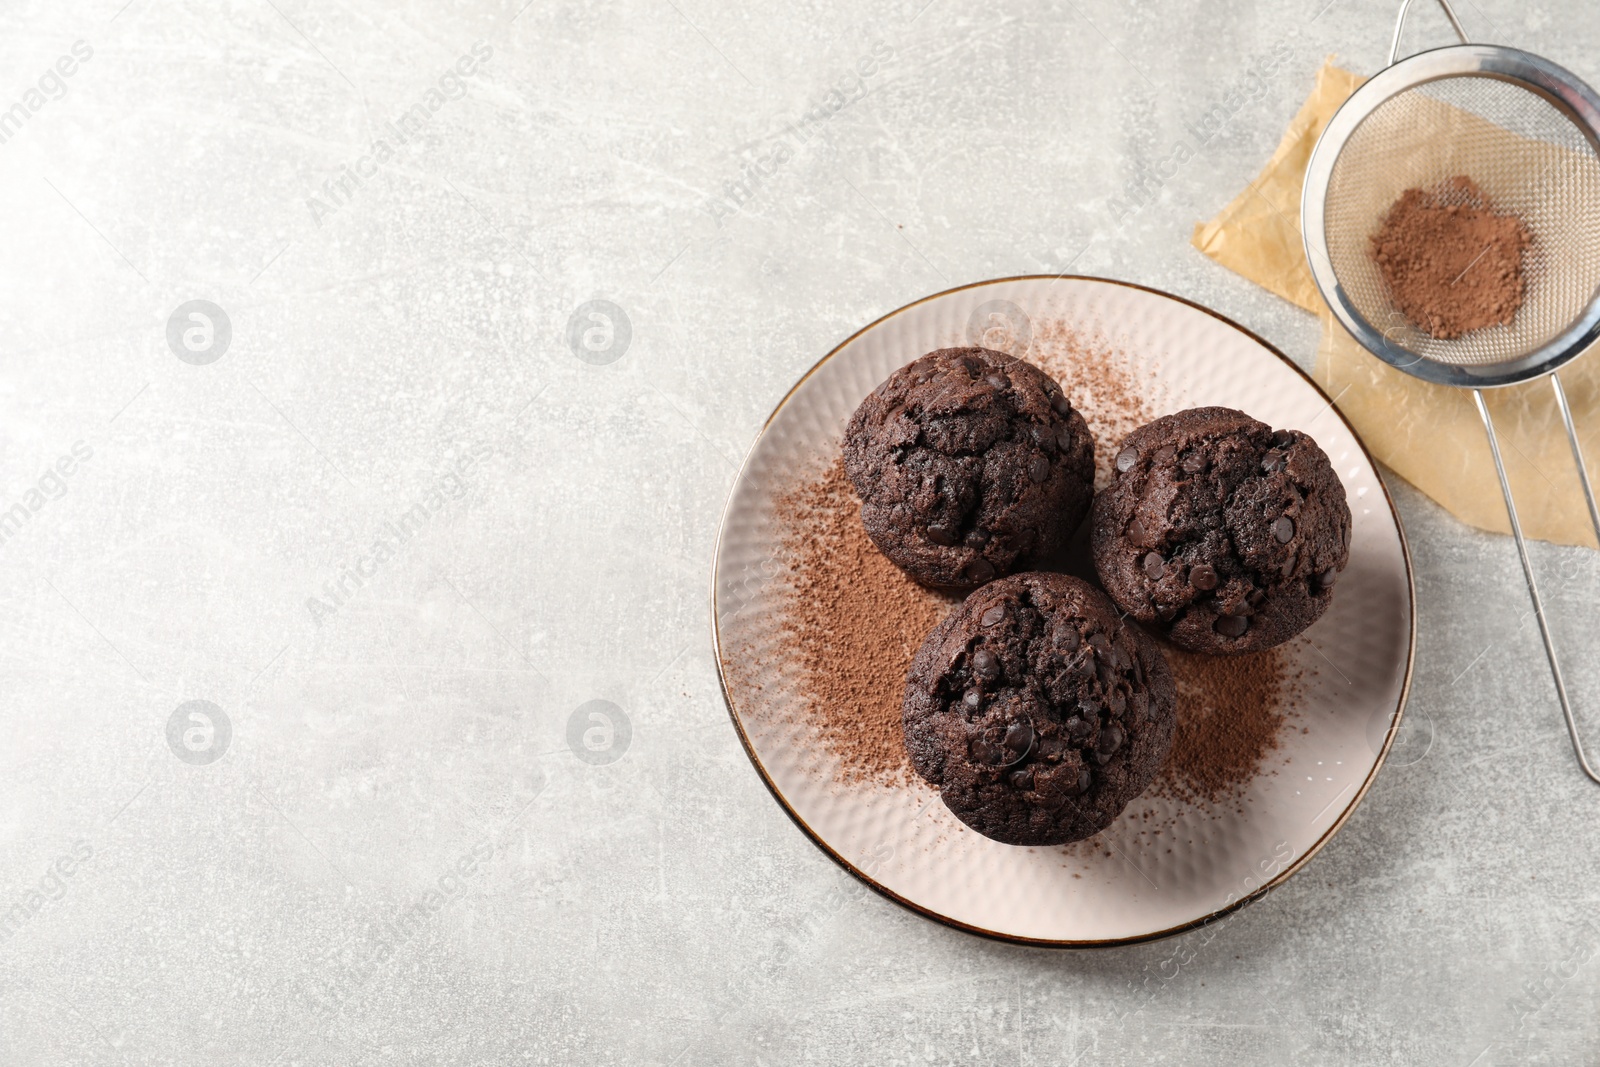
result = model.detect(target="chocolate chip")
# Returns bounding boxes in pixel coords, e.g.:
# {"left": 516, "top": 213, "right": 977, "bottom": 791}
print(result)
{"left": 1088, "top": 632, "right": 1111, "bottom": 659}
{"left": 1065, "top": 715, "right": 1091, "bottom": 740}
{"left": 1028, "top": 455, "right": 1050, "bottom": 483}
{"left": 980, "top": 604, "right": 1006, "bottom": 627}
{"left": 1262, "top": 450, "right": 1287, "bottom": 473}
{"left": 1189, "top": 563, "right": 1219, "bottom": 591}
{"left": 962, "top": 688, "right": 983, "bottom": 713}
{"left": 1110, "top": 643, "right": 1132, "bottom": 670}
{"left": 1214, "top": 614, "right": 1250, "bottom": 638}
{"left": 1051, "top": 394, "right": 1072, "bottom": 417}
{"left": 1127, "top": 518, "right": 1148, "bottom": 545}
{"left": 927, "top": 524, "right": 958, "bottom": 546}
{"left": 1181, "top": 451, "right": 1207, "bottom": 474}
{"left": 972, "top": 648, "right": 1000, "bottom": 683}
{"left": 965, "top": 530, "right": 989, "bottom": 548}
{"left": 1272, "top": 429, "right": 1295, "bottom": 449}
{"left": 1002, "top": 721, "right": 1035, "bottom": 761}
{"left": 1115, "top": 446, "right": 1138, "bottom": 473}
{"left": 1273, "top": 517, "right": 1295, "bottom": 543}
{"left": 1095, "top": 722, "right": 1125, "bottom": 762}
{"left": 966, "top": 557, "right": 996, "bottom": 584}
{"left": 985, "top": 374, "right": 1009, "bottom": 391}
{"left": 1064, "top": 763, "right": 1092, "bottom": 796}
{"left": 1317, "top": 567, "right": 1340, "bottom": 589}
{"left": 1107, "top": 688, "right": 1127, "bottom": 717}
{"left": 1155, "top": 445, "right": 1177, "bottom": 464}
{"left": 1034, "top": 425, "right": 1057, "bottom": 453}
{"left": 1053, "top": 626, "right": 1081, "bottom": 652}
{"left": 1247, "top": 587, "right": 1267, "bottom": 607}
{"left": 1057, "top": 426, "right": 1075, "bottom": 451}
{"left": 1009, "top": 767, "right": 1035, "bottom": 790}
{"left": 1141, "top": 552, "right": 1166, "bottom": 580}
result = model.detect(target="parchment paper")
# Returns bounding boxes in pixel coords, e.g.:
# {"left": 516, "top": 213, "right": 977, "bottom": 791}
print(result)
{"left": 1194, "top": 59, "right": 1600, "bottom": 548}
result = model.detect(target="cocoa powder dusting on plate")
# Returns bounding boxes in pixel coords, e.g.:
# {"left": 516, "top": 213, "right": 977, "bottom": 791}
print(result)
{"left": 1151, "top": 645, "right": 1296, "bottom": 808}
{"left": 1028, "top": 320, "right": 1158, "bottom": 486}
{"left": 773, "top": 458, "right": 955, "bottom": 784}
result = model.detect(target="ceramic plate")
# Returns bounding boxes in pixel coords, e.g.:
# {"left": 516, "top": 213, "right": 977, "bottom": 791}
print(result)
{"left": 711, "top": 276, "right": 1415, "bottom": 946}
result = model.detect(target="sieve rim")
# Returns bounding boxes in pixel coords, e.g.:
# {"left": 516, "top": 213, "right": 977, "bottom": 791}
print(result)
{"left": 1302, "top": 44, "right": 1600, "bottom": 388}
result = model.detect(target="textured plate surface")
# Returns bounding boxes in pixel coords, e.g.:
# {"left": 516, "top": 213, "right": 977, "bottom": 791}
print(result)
{"left": 712, "top": 276, "right": 1414, "bottom": 946}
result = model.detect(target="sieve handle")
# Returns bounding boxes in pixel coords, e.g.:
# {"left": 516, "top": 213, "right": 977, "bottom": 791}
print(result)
{"left": 1473, "top": 386, "right": 1600, "bottom": 786}
{"left": 1388, "top": 0, "right": 1470, "bottom": 66}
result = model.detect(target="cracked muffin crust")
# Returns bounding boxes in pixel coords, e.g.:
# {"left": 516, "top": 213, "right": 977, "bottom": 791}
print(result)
{"left": 844, "top": 347, "right": 1095, "bottom": 592}
{"left": 902, "top": 572, "right": 1177, "bottom": 846}
{"left": 1089, "top": 406, "right": 1352, "bottom": 655}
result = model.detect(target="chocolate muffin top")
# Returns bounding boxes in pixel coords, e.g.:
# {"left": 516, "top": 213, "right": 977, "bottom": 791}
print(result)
{"left": 1089, "top": 406, "right": 1352, "bottom": 655}
{"left": 902, "top": 572, "right": 1177, "bottom": 846}
{"left": 844, "top": 347, "right": 1095, "bottom": 592}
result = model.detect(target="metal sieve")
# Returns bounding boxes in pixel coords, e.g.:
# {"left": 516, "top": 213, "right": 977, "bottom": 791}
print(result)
{"left": 1303, "top": 0, "right": 1600, "bottom": 783}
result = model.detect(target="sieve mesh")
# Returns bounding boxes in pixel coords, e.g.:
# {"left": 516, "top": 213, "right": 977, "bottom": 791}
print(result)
{"left": 1322, "top": 73, "right": 1600, "bottom": 368}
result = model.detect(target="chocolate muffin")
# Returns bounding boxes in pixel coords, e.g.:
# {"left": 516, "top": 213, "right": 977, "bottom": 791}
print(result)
{"left": 902, "top": 572, "right": 1177, "bottom": 846}
{"left": 844, "top": 348, "right": 1095, "bottom": 592}
{"left": 1090, "top": 406, "right": 1352, "bottom": 655}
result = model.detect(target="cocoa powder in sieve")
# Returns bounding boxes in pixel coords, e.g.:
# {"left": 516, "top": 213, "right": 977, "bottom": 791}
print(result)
{"left": 1370, "top": 175, "right": 1532, "bottom": 340}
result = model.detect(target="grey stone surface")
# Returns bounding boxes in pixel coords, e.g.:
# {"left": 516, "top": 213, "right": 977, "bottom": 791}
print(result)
{"left": 1, "top": 0, "right": 1598, "bottom": 1062}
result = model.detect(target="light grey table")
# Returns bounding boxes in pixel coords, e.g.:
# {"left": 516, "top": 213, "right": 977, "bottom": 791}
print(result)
{"left": 1, "top": 0, "right": 1596, "bottom": 1063}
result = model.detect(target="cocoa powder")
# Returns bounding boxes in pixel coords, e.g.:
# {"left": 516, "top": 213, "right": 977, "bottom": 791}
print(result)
{"left": 1370, "top": 175, "right": 1532, "bottom": 340}
{"left": 1150, "top": 645, "right": 1294, "bottom": 807}
{"left": 774, "top": 458, "right": 954, "bottom": 783}
{"left": 1028, "top": 320, "right": 1156, "bottom": 488}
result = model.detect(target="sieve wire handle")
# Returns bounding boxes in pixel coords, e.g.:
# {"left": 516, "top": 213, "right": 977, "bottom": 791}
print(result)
{"left": 1388, "top": 0, "right": 1470, "bottom": 66}
{"left": 1473, "top": 386, "right": 1600, "bottom": 786}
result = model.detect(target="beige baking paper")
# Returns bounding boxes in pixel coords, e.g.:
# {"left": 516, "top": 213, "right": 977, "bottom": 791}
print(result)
{"left": 1194, "top": 59, "right": 1600, "bottom": 548}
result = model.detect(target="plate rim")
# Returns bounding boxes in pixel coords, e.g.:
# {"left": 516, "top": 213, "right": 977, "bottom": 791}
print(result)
{"left": 709, "top": 273, "right": 1418, "bottom": 949}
